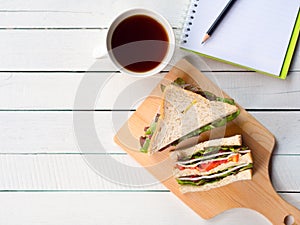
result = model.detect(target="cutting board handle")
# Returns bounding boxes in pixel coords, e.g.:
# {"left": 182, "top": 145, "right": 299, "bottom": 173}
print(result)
{"left": 246, "top": 181, "right": 300, "bottom": 225}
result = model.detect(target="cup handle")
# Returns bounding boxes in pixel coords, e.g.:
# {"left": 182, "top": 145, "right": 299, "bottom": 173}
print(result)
{"left": 93, "top": 45, "right": 108, "bottom": 59}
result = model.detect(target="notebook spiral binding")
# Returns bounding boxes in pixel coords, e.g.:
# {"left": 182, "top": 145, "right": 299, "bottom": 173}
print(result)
{"left": 181, "top": 0, "right": 199, "bottom": 44}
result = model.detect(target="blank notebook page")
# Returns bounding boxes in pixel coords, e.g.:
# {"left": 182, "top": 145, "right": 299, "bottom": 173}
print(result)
{"left": 181, "top": 0, "right": 299, "bottom": 76}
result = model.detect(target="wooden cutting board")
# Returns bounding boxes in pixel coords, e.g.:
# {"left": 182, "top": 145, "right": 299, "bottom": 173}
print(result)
{"left": 114, "top": 59, "right": 300, "bottom": 224}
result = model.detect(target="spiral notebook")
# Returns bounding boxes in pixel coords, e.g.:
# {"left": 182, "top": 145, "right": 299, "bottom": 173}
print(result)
{"left": 180, "top": 0, "right": 300, "bottom": 79}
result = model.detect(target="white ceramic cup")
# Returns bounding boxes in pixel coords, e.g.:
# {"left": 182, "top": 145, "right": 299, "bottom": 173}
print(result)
{"left": 105, "top": 8, "right": 175, "bottom": 77}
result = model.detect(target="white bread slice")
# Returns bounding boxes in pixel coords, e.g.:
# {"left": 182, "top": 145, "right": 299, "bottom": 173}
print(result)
{"left": 148, "top": 85, "right": 238, "bottom": 154}
{"left": 174, "top": 152, "right": 252, "bottom": 178}
{"left": 173, "top": 134, "right": 242, "bottom": 160}
{"left": 179, "top": 169, "right": 252, "bottom": 193}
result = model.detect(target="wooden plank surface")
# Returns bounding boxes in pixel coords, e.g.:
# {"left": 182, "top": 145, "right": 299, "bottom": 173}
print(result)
{"left": 0, "top": 30, "right": 298, "bottom": 71}
{"left": 0, "top": 111, "right": 299, "bottom": 154}
{"left": 0, "top": 192, "right": 298, "bottom": 225}
{"left": 0, "top": 71, "right": 300, "bottom": 110}
{"left": 0, "top": 0, "right": 189, "bottom": 28}
{"left": 0, "top": 154, "right": 296, "bottom": 192}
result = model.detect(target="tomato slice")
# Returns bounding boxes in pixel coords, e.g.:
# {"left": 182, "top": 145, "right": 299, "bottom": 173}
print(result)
{"left": 203, "top": 159, "right": 228, "bottom": 171}
{"left": 230, "top": 154, "right": 239, "bottom": 162}
{"left": 176, "top": 165, "right": 185, "bottom": 170}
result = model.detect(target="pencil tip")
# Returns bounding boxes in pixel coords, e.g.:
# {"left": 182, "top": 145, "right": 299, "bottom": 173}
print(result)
{"left": 201, "top": 34, "right": 210, "bottom": 45}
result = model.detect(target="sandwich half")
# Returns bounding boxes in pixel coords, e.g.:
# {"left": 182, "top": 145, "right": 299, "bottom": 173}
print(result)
{"left": 140, "top": 78, "right": 240, "bottom": 154}
{"left": 173, "top": 135, "right": 253, "bottom": 193}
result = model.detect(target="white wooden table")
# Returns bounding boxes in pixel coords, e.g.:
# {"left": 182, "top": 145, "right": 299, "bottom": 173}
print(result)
{"left": 1, "top": 1, "right": 299, "bottom": 224}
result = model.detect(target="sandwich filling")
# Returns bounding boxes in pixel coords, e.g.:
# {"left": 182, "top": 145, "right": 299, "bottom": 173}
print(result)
{"left": 176, "top": 163, "right": 253, "bottom": 186}
{"left": 140, "top": 113, "right": 160, "bottom": 153}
